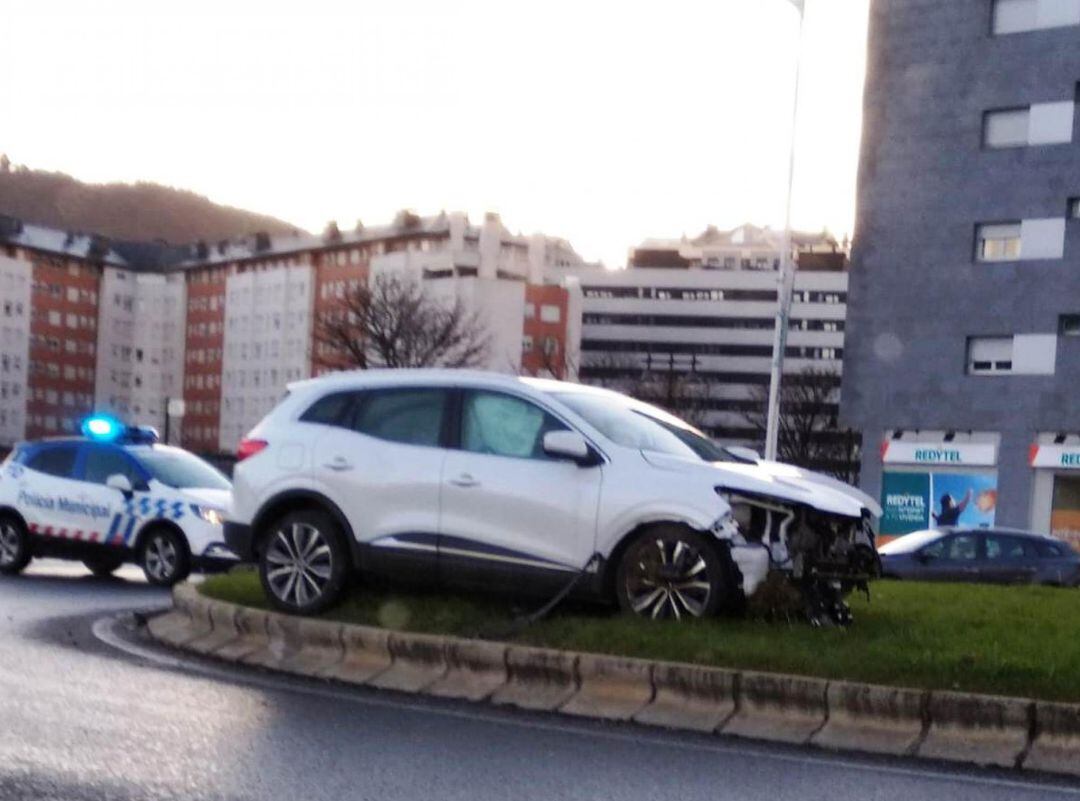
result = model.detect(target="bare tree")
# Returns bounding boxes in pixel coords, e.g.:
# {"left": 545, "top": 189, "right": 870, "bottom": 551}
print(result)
{"left": 743, "top": 366, "right": 860, "bottom": 481}
{"left": 313, "top": 274, "right": 490, "bottom": 371}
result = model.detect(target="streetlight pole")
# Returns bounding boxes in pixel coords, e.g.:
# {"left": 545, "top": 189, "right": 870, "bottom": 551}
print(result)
{"left": 763, "top": 0, "right": 806, "bottom": 462}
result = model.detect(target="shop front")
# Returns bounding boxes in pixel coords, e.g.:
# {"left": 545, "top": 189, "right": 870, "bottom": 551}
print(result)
{"left": 877, "top": 436, "right": 999, "bottom": 543}
{"left": 1030, "top": 438, "right": 1080, "bottom": 553}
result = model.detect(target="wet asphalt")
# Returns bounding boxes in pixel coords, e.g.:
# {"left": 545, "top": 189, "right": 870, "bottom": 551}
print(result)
{"left": 1, "top": 559, "right": 1078, "bottom": 801}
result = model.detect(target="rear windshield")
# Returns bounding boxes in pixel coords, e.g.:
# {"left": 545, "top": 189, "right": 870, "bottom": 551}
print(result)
{"left": 136, "top": 448, "right": 231, "bottom": 490}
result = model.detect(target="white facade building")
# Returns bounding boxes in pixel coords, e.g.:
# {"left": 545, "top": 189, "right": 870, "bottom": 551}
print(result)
{"left": 220, "top": 264, "right": 315, "bottom": 450}
{"left": 0, "top": 254, "right": 31, "bottom": 446}
{"left": 95, "top": 268, "right": 187, "bottom": 434}
{"left": 572, "top": 225, "right": 849, "bottom": 452}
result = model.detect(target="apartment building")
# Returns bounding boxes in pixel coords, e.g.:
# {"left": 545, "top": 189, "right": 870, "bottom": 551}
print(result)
{"left": 573, "top": 224, "right": 851, "bottom": 470}
{"left": 0, "top": 211, "right": 585, "bottom": 454}
{"left": 843, "top": 0, "right": 1080, "bottom": 543}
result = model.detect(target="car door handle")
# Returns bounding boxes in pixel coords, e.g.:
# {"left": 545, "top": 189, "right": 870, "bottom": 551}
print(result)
{"left": 324, "top": 457, "right": 353, "bottom": 472}
{"left": 449, "top": 473, "right": 480, "bottom": 488}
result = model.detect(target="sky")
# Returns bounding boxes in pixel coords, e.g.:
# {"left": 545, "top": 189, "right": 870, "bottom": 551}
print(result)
{"left": 2, "top": 0, "right": 870, "bottom": 267}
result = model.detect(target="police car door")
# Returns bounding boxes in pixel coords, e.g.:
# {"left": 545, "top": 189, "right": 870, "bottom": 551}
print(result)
{"left": 79, "top": 443, "right": 149, "bottom": 548}
{"left": 18, "top": 443, "right": 83, "bottom": 539}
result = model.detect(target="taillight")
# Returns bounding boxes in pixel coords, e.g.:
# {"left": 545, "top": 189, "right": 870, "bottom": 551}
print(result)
{"left": 236, "top": 438, "right": 268, "bottom": 461}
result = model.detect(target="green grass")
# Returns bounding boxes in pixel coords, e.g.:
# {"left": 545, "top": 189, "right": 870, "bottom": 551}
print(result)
{"left": 200, "top": 569, "right": 1080, "bottom": 703}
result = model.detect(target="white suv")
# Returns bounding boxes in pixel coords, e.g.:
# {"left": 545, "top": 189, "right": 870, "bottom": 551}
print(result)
{"left": 225, "top": 370, "right": 879, "bottom": 622}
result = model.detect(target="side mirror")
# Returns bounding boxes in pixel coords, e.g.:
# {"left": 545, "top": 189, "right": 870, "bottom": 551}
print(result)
{"left": 543, "top": 430, "right": 592, "bottom": 464}
{"left": 105, "top": 474, "right": 134, "bottom": 495}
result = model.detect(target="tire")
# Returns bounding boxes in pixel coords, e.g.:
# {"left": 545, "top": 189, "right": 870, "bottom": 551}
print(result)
{"left": 83, "top": 554, "right": 126, "bottom": 577}
{"left": 615, "top": 525, "right": 729, "bottom": 621}
{"left": 0, "top": 515, "right": 31, "bottom": 576}
{"left": 258, "top": 509, "right": 350, "bottom": 615}
{"left": 140, "top": 527, "right": 191, "bottom": 587}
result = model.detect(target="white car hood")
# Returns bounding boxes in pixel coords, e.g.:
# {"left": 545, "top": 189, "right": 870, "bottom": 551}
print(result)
{"left": 742, "top": 459, "right": 882, "bottom": 519}
{"left": 176, "top": 487, "right": 231, "bottom": 511}
{"left": 641, "top": 451, "right": 866, "bottom": 519}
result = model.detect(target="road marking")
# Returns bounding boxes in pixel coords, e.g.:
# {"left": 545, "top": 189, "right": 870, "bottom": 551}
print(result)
{"left": 92, "top": 614, "right": 1080, "bottom": 797}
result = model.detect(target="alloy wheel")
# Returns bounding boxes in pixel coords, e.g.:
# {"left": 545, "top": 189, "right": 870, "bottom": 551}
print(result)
{"left": 625, "top": 537, "right": 712, "bottom": 620}
{"left": 0, "top": 523, "right": 20, "bottom": 567}
{"left": 144, "top": 534, "right": 178, "bottom": 582}
{"left": 264, "top": 522, "right": 334, "bottom": 608}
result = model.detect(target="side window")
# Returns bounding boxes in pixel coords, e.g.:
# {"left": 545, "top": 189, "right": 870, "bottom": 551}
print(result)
{"left": 300, "top": 391, "right": 356, "bottom": 427}
{"left": 945, "top": 533, "right": 979, "bottom": 561}
{"left": 24, "top": 444, "right": 79, "bottom": 478}
{"left": 350, "top": 389, "right": 447, "bottom": 447}
{"left": 1037, "top": 540, "right": 1066, "bottom": 558}
{"left": 460, "top": 391, "right": 569, "bottom": 460}
{"left": 986, "top": 534, "right": 1033, "bottom": 560}
{"left": 921, "top": 538, "right": 946, "bottom": 559}
{"left": 83, "top": 446, "right": 145, "bottom": 486}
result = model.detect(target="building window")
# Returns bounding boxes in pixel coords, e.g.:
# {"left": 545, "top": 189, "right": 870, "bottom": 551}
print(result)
{"left": 968, "top": 336, "right": 1014, "bottom": 374}
{"left": 1069, "top": 197, "right": 1080, "bottom": 219}
{"left": 985, "top": 103, "right": 1075, "bottom": 147}
{"left": 967, "top": 334, "right": 1056, "bottom": 375}
{"left": 522, "top": 335, "right": 534, "bottom": 353}
{"left": 976, "top": 223, "right": 1021, "bottom": 261}
{"left": 539, "top": 304, "right": 561, "bottom": 323}
{"left": 524, "top": 303, "right": 535, "bottom": 319}
{"left": 1059, "top": 314, "right": 1080, "bottom": 336}
{"left": 992, "top": 0, "right": 1080, "bottom": 34}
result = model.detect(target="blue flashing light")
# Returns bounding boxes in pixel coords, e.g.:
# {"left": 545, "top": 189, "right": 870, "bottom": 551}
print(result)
{"left": 82, "top": 415, "right": 123, "bottom": 442}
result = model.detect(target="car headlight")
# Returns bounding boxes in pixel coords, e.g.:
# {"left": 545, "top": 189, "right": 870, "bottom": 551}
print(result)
{"left": 193, "top": 506, "right": 225, "bottom": 526}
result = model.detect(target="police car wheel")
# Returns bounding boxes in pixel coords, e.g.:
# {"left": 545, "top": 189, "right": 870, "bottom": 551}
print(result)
{"left": 0, "top": 516, "right": 31, "bottom": 575}
{"left": 615, "top": 525, "right": 727, "bottom": 621}
{"left": 259, "top": 510, "right": 349, "bottom": 615}
{"left": 140, "top": 527, "right": 191, "bottom": 587}
{"left": 83, "top": 555, "right": 125, "bottom": 577}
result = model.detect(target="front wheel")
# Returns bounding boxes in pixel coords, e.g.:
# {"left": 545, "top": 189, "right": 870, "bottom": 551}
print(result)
{"left": 615, "top": 525, "right": 729, "bottom": 621}
{"left": 140, "top": 527, "right": 191, "bottom": 587}
{"left": 258, "top": 510, "right": 350, "bottom": 615}
{"left": 0, "top": 516, "right": 31, "bottom": 575}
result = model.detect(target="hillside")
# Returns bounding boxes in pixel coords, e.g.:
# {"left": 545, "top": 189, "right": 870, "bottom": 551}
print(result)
{"left": 0, "top": 160, "right": 302, "bottom": 244}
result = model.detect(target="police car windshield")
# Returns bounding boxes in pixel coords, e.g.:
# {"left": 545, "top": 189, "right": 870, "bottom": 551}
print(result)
{"left": 551, "top": 392, "right": 725, "bottom": 461}
{"left": 137, "top": 449, "right": 231, "bottom": 490}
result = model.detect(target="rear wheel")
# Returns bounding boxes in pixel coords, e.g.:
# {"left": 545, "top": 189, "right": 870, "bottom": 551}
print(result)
{"left": 83, "top": 554, "right": 125, "bottom": 577}
{"left": 0, "top": 516, "right": 31, "bottom": 576}
{"left": 140, "top": 527, "right": 191, "bottom": 587}
{"left": 258, "top": 509, "right": 350, "bottom": 615}
{"left": 615, "top": 525, "right": 729, "bottom": 621}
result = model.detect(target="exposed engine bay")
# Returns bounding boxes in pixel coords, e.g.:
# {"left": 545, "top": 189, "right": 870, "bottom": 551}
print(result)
{"left": 722, "top": 491, "right": 880, "bottom": 626}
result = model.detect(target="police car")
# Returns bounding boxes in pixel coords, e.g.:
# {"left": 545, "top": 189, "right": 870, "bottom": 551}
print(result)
{"left": 0, "top": 416, "right": 235, "bottom": 586}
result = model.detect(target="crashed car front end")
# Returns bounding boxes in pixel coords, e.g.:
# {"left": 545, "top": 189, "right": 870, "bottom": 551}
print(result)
{"left": 722, "top": 489, "right": 879, "bottom": 625}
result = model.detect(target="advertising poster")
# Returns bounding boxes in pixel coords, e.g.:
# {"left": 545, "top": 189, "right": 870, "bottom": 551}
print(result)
{"left": 880, "top": 471, "right": 998, "bottom": 537}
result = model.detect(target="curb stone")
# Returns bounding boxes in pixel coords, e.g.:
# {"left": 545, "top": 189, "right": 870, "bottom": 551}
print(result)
{"left": 812, "top": 681, "right": 927, "bottom": 756}
{"left": 635, "top": 662, "right": 737, "bottom": 733}
{"left": 214, "top": 606, "right": 269, "bottom": 663}
{"left": 1024, "top": 701, "right": 1080, "bottom": 777}
{"left": 184, "top": 600, "right": 240, "bottom": 656}
{"left": 918, "top": 690, "right": 1033, "bottom": 769}
{"left": 560, "top": 653, "right": 654, "bottom": 721}
{"left": 149, "top": 585, "right": 1080, "bottom": 778}
{"left": 367, "top": 630, "right": 448, "bottom": 693}
{"left": 491, "top": 645, "right": 579, "bottom": 711}
{"left": 320, "top": 624, "right": 392, "bottom": 684}
{"left": 720, "top": 670, "right": 829, "bottom": 744}
{"left": 427, "top": 638, "right": 508, "bottom": 701}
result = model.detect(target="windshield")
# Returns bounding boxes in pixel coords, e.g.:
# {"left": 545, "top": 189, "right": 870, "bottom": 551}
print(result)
{"left": 878, "top": 528, "right": 946, "bottom": 555}
{"left": 551, "top": 391, "right": 727, "bottom": 461}
{"left": 137, "top": 448, "right": 231, "bottom": 490}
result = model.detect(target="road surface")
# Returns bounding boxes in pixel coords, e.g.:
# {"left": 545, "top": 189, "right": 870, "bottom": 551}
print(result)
{"left": 1, "top": 559, "right": 1077, "bottom": 800}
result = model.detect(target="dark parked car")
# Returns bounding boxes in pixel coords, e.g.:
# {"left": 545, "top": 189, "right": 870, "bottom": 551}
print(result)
{"left": 878, "top": 527, "right": 1080, "bottom": 587}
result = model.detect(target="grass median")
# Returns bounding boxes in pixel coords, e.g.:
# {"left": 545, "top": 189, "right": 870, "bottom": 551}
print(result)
{"left": 199, "top": 569, "right": 1080, "bottom": 703}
